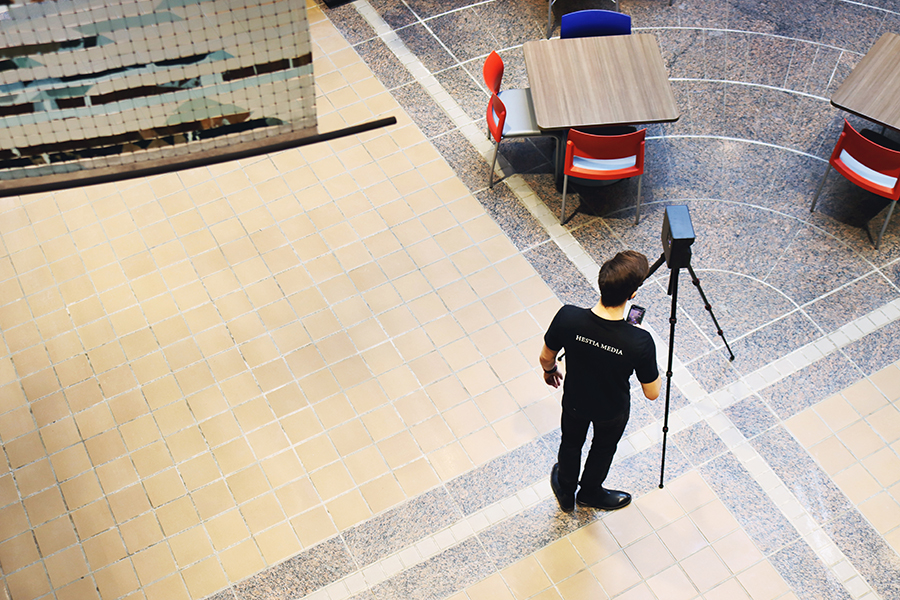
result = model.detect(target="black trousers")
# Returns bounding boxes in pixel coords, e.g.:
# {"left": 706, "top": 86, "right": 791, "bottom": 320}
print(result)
{"left": 557, "top": 407, "right": 629, "bottom": 496}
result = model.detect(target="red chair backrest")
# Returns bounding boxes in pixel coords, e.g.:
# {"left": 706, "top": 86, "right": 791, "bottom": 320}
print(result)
{"left": 487, "top": 94, "right": 507, "bottom": 144}
{"left": 832, "top": 120, "right": 900, "bottom": 200}
{"left": 564, "top": 128, "right": 646, "bottom": 175}
{"left": 483, "top": 51, "right": 504, "bottom": 96}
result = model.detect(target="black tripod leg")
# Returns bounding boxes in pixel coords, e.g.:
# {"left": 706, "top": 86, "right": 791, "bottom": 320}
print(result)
{"left": 647, "top": 253, "right": 666, "bottom": 280}
{"left": 686, "top": 265, "right": 735, "bottom": 361}
{"left": 659, "top": 267, "right": 679, "bottom": 489}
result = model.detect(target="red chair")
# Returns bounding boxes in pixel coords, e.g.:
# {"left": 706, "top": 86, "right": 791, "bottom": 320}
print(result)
{"left": 811, "top": 119, "right": 900, "bottom": 249}
{"left": 483, "top": 51, "right": 504, "bottom": 141}
{"left": 561, "top": 128, "right": 646, "bottom": 225}
{"left": 486, "top": 92, "right": 558, "bottom": 188}
{"left": 483, "top": 50, "right": 504, "bottom": 95}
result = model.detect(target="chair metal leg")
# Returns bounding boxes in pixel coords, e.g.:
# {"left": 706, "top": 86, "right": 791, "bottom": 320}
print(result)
{"left": 875, "top": 200, "right": 897, "bottom": 250}
{"left": 634, "top": 174, "right": 643, "bottom": 225}
{"left": 552, "top": 135, "right": 560, "bottom": 181}
{"left": 489, "top": 141, "right": 500, "bottom": 188}
{"left": 561, "top": 173, "right": 568, "bottom": 224}
{"left": 811, "top": 164, "right": 831, "bottom": 212}
{"left": 547, "top": 0, "right": 554, "bottom": 38}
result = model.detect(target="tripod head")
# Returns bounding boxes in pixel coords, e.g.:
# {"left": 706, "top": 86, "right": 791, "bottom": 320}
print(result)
{"left": 661, "top": 205, "right": 695, "bottom": 269}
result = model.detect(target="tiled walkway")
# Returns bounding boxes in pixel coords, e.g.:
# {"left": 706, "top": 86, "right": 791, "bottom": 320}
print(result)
{"left": 2, "top": 1, "right": 900, "bottom": 600}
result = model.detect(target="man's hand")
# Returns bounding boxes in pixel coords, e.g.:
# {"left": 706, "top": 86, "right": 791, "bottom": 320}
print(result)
{"left": 539, "top": 344, "right": 563, "bottom": 388}
{"left": 543, "top": 367, "right": 563, "bottom": 388}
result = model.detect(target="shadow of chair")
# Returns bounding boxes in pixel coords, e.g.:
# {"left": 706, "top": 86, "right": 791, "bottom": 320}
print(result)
{"left": 486, "top": 93, "right": 560, "bottom": 189}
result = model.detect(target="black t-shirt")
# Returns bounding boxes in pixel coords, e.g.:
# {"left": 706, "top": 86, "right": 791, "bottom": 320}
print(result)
{"left": 544, "top": 305, "right": 658, "bottom": 420}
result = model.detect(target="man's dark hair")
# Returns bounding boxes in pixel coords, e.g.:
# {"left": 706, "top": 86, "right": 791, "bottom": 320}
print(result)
{"left": 598, "top": 250, "right": 649, "bottom": 307}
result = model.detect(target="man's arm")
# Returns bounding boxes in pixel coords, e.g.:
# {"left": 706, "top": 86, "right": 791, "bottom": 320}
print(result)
{"left": 539, "top": 344, "right": 563, "bottom": 388}
{"left": 641, "top": 376, "right": 661, "bottom": 400}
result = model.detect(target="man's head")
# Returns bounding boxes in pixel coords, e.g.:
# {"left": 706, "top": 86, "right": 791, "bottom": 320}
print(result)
{"left": 598, "top": 250, "right": 649, "bottom": 307}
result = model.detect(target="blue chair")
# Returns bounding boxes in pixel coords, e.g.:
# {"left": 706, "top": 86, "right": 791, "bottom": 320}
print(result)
{"left": 560, "top": 9, "right": 631, "bottom": 39}
{"left": 548, "top": 1, "right": 621, "bottom": 38}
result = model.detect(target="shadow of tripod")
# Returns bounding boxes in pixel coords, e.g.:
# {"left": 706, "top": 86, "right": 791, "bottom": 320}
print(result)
{"left": 650, "top": 206, "right": 735, "bottom": 488}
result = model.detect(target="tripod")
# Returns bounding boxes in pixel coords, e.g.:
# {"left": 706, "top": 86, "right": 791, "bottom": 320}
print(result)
{"left": 647, "top": 253, "right": 734, "bottom": 488}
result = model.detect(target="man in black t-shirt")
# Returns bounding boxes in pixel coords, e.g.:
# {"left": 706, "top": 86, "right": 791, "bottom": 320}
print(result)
{"left": 540, "top": 250, "right": 660, "bottom": 512}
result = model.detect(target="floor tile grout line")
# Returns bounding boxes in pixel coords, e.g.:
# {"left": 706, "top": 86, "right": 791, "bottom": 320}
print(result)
{"left": 400, "top": 0, "right": 495, "bottom": 24}
{"left": 781, "top": 34, "right": 802, "bottom": 92}
{"left": 402, "top": 0, "right": 474, "bottom": 73}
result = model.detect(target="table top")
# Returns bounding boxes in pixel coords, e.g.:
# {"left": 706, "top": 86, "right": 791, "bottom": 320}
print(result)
{"left": 832, "top": 32, "right": 900, "bottom": 130}
{"left": 523, "top": 34, "right": 679, "bottom": 130}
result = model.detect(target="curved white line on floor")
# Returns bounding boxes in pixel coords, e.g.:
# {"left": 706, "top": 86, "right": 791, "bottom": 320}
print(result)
{"left": 838, "top": 0, "right": 900, "bottom": 16}
{"left": 669, "top": 77, "right": 831, "bottom": 102}
{"left": 648, "top": 134, "right": 830, "bottom": 162}
{"left": 639, "top": 25, "right": 870, "bottom": 52}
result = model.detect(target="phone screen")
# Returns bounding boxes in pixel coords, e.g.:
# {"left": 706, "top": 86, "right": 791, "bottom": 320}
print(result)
{"left": 626, "top": 305, "right": 645, "bottom": 325}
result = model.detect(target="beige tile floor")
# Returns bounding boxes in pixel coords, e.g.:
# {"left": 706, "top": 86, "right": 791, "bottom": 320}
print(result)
{"left": 0, "top": 4, "right": 561, "bottom": 600}
{"left": 2, "top": 3, "right": 900, "bottom": 600}
{"left": 787, "top": 363, "right": 900, "bottom": 555}
{"left": 443, "top": 471, "right": 796, "bottom": 600}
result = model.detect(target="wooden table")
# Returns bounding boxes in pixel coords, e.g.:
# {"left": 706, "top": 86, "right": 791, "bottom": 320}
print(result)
{"left": 832, "top": 32, "right": 900, "bottom": 131}
{"left": 523, "top": 34, "right": 679, "bottom": 131}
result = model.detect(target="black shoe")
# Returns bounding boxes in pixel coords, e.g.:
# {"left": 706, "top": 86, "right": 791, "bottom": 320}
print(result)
{"left": 550, "top": 463, "right": 575, "bottom": 513}
{"left": 576, "top": 487, "right": 631, "bottom": 510}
